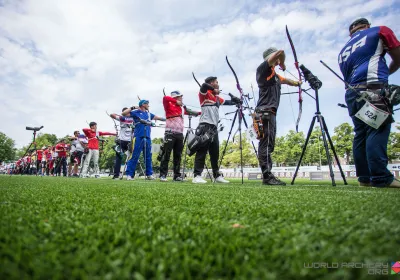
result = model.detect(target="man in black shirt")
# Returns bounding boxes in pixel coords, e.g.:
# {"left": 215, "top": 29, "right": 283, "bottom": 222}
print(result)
{"left": 256, "top": 47, "right": 301, "bottom": 185}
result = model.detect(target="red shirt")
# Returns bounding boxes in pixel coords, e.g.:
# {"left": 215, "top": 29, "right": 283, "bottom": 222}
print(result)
{"left": 45, "top": 149, "right": 51, "bottom": 160}
{"left": 37, "top": 150, "right": 43, "bottom": 161}
{"left": 82, "top": 128, "right": 116, "bottom": 150}
{"left": 199, "top": 90, "right": 225, "bottom": 106}
{"left": 55, "top": 143, "right": 69, "bottom": 157}
{"left": 163, "top": 96, "right": 201, "bottom": 118}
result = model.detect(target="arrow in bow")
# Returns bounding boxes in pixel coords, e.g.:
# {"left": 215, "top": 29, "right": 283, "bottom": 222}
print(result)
{"left": 286, "top": 25, "right": 303, "bottom": 133}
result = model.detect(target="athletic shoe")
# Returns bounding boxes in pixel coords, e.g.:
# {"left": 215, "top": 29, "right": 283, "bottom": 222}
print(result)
{"left": 388, "top": 178, "right": 400, "bottom": 188}
{"left": 174, "top": 176, "right": 183, "bottom": 182}
{"left": 95, "top": 175, "right": 100, "bottom": 179}
{"left": 73, "top": 174, "right": 79, "bottom": 177}
{"left": 192, "top": 176, "right": 207, "bottom": 184}
{"left": 359, "top": 182, "right": 371, "bottom": 187}
{"left": 126, "top": 175, "right": 134, "bottom": 181}
{"left": 262, "top": 173, "right": 286, "bottom": 186}
{"left": 215, "top": 175, "right": 229, "bottom": 183}
{"left": 160, "top": 176, "right": 168, "bottom": 182}
{"left": 112, "top": 176, "right": 119, "bottom": 180}
{"left": 146, "top": 175, "right": 155, "bottom": 180}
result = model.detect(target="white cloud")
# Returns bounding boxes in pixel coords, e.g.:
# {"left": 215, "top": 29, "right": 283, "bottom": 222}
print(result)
{"left": 0, "top": 0, "right": 399, "bottom": 148}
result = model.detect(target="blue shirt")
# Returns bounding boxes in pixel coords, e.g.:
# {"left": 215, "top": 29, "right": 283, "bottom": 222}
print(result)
{"left": 338, "top": 26, "right": 400, "bottom": 87}
{"left": 130, "top": 110, "right": 155, "bottom": 138}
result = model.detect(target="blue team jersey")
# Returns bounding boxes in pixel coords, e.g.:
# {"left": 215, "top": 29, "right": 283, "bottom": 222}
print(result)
{"left": 130, "top": 110, "right": 155, "bottom": 138}
{"left": 338, "top": 26, "right": 400, "bottom": 87}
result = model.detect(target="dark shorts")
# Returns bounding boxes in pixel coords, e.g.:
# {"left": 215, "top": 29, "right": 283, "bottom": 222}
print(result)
{"left": 70, "top": 151, "right": 84, "bottom": 164}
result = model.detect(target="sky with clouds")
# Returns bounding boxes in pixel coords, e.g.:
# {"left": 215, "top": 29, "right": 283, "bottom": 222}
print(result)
{"left": 0, "top": 0, "right": 399, "bottom": 148}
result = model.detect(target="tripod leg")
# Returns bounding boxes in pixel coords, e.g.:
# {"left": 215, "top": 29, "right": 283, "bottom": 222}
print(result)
{"left": 218, "top": 111, "right": 238, "bottom": 168}
{"left": 242, "top": 116, "right": 259, "bottom": 157}
{"left": 238, "top": 110, "right": 243, "bottom": 184}
{"left": 291, "top": 116, "right": 317, "bottom": 185}
{"left": 321, "top": 116, "right": 348, "bottom": 185}
{"left": 317, "top": 115, "right": 336, "bottom": 186}
{"left": 181, "top": 130, "right": 190, "bottom": 182}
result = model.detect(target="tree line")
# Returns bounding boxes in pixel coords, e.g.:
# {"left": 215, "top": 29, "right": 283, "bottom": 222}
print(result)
{"left": 1, "top": 122, "right": 400, "bottom": 169}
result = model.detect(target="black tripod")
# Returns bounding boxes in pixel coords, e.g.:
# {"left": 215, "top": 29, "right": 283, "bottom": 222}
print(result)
{"left": 218, "top": 100, "right": 258, "bottom": 184}
{"left": 15, "top": 126, "right": 44, "bottom": 176}
{"left": 290, "top": 66, "right": 347, "bottom": 186}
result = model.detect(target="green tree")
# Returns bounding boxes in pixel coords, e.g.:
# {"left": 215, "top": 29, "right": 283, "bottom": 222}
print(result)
{"left": 0, "top": 132, "right": 16, "bottom": 162}
{"left": 98, "top": 136, "right": 117, "bottom": 172}
{"left": 220, "top": 134, "right": 258, "bottom": 168}
{"left": 388, "top": 124, "right": 400, "bottom": 162}
{"left": 331, "top": 123, "right": 354, "bottom": 164}
{"left": 280, "top": 130, "right": 305, "bottom": 166}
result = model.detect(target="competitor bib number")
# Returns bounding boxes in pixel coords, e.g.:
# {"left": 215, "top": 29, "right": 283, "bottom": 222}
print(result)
{"left": 355, "top": 101, "right": 389, "bottom": 129}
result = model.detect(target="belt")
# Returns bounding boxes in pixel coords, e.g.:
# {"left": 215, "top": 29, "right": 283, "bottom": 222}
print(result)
{"left": 347, "top": 84, "right": 385, "bottom": 90}
{"left": 165, "top": 130, "right": 183, "bottom": 135}
{"left": 166, "top": 115, "right": 183, "bottom": 119}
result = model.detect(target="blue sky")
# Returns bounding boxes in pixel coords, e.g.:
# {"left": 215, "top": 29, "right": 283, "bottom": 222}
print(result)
{"left": 0, "top": 0, "right": 399, "bottom": 147}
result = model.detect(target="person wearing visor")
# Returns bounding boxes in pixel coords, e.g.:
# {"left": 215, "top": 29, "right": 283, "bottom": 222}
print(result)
{"left": 338, "top": 18, "right": 400, "bottom": 188}
{"left": 159, "top": 90, "right": 201, "bottom": 182}
{"left": 256, "top": 47, "right": 301, "bottom": 186}
{"left": 81, "top": 122, "right": 116, "bottom": 178}
{"left": 122, "top": 100, "right": 166, "bottom": 180}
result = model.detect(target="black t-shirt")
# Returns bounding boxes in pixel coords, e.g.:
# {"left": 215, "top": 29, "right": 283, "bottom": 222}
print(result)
{"left": 256, "top": 61, "right": 282, "bottom": 111}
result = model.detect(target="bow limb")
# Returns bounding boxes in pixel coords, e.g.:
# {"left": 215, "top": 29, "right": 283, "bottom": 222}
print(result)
{"left": 106, "top": 110, "right": 119, "bottom": 137}
{"left": 192, "top": 72, "right": 201, "bottom": 87}
{"left": 286, "top": 25, "right": 303, "bottom": 132}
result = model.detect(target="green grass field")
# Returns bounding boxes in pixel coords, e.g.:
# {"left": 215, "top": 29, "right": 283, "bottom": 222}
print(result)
{"left": 0, "top": 176, "right": 399, "bottom": 279}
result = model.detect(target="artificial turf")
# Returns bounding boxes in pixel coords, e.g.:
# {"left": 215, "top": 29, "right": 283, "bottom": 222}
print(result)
{"left": 0, "top": 176, "right": 399, "bottom": 280}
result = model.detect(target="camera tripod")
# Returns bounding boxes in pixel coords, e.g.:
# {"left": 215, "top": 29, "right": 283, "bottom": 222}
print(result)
{"left": 13, "top": 126, "right": 44, "bottom": 176}
{"left": 218, "top": 101, "right": 258, "bottom": 184}
{"left": 290, "top": 66, "right": 347, "bottom": 186}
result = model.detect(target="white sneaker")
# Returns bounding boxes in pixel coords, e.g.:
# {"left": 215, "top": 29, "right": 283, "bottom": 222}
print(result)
{"left": 192, "top": 176, "right": 207, "bottom": 184}
{"left": 215, "top": 175, "right": 229, "bottom": 183}
{"left": 126, "top": 175, "right": 134, "bottom": 181}
{"left": 160, "top": 176, "right": 168, "bottom": 182}
{"left": 146, "top": 175, "right": 155, "bottom": 180}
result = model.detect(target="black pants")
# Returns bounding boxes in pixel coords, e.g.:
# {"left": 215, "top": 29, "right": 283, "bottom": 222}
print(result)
{"left": 160, "top": 132, "right": 184, "bottom": 178}
{"left": 194, "top": 123, "right": 220, "bottom": 178}
{"left": 258, "top": 113, "right": 276, "bottom": 176}
{"left": 113, "top": 140, "right": 131, "bottom": 177}
{"left": 55, "top": 157, "right": 67, "bottom": 176}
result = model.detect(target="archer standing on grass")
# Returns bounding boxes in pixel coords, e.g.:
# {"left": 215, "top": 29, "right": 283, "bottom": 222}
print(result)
{"left": 109, "top": 108, "right": 136, "bottom": 179}
{"left": 122, "top": 100, "right": 166, "bottom": 180}
{"left": 68, "top": 131, "right": 87, "bottom": 177}
{"left": 256, "top": 48, "right": 301, "bottom": 186}
{"left": 81, "top": 122, "right": 116, "bottom": 178}
{"left": 159, "top": 91, "right": 201, "bottom": 182}
{"left": 55, "top": 139, "right": 69, "bottom": 177}
{"left": 338, "top": 18, "right": 400, "bottom": 188}
{"left": 192, "top": 76, "right": 240, "bottom": 184}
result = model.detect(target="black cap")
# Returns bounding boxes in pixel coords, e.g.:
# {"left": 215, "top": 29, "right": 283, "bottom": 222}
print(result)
{"left": 349, "top": 18, "right": 370, "bottom": 32}
{"left": 205, "top": 76, "right": 217, "bottom": 84}
{"left": 122, "top": 107, "right": 128, "bottom": 112}
{"left": 89, "top": 122, "right": 97, "bottom": 127}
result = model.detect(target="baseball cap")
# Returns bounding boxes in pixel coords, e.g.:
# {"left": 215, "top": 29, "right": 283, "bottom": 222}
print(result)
{"left": 171, "top": 91, "right": 183, "bottom": 98}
